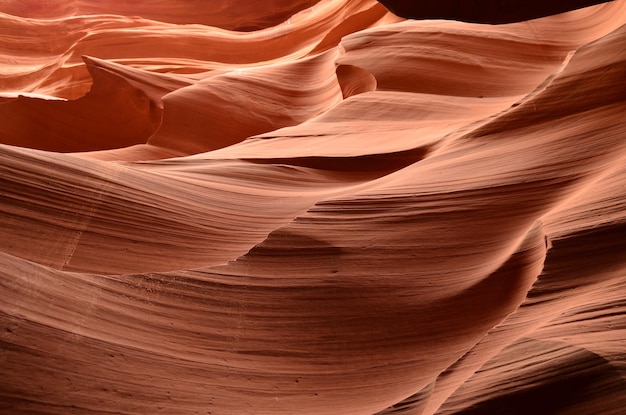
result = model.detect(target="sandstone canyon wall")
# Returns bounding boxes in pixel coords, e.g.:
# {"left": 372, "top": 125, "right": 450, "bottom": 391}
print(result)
{"left": 1, "top": 1, "right": 625, "bottom": 414}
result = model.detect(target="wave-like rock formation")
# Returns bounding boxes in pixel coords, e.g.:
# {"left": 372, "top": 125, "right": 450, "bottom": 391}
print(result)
{"left": 1, "top": 1, "right": 625, "bottom": 414}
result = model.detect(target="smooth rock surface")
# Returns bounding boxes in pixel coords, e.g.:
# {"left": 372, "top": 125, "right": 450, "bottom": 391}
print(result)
{"left": 1, "top": 1, "right": 625, "bottom": 414}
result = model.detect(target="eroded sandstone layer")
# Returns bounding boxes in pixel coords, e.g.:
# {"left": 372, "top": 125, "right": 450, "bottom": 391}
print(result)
{"left": 1, "top": 1, "right": 625, "bottom": 414}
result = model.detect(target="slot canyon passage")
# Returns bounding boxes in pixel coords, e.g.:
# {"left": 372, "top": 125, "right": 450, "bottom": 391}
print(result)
{"left": 1, "top": 0, "right": 626, "bottom": 413}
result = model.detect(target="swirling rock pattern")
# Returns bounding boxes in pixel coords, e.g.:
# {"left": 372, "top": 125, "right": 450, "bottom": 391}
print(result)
{"left": 1, "top": 1, "right": 625, "bottom": 414}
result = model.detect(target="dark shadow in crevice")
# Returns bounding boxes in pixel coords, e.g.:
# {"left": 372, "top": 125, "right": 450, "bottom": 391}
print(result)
{"left": 376, "top": 1, "right": 613, "bottom": 24}
{"left": 243, "top": 145, "right": 430, "bottom": 174}
{"left": 454, "top": 338, "right": 626, "bottom": 415}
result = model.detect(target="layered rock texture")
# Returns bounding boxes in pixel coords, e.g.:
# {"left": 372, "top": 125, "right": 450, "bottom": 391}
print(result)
{"left": 1, "top": 1, "right": 625, "bottom": 414}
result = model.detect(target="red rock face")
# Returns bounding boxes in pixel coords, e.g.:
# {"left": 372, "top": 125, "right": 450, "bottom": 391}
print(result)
{"left": 1, "top": 1, "right": 626, "bottom": 414}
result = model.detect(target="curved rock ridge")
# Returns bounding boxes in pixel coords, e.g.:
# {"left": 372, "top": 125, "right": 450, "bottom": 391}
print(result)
{"left": 2, "top": 0, "right": 324, "bottom": 30}
{"left": 0, "top": 0, "right": 389, "bottom": 99}
{"left": 1, "top": 1, "right": 626, "bottom": 414}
